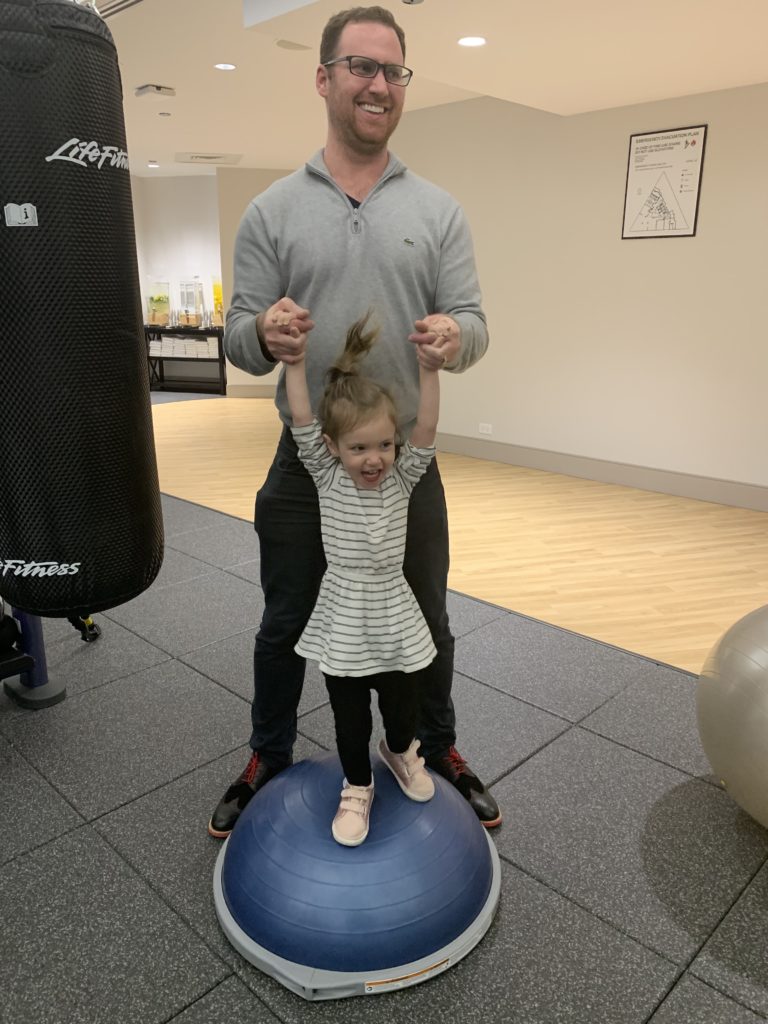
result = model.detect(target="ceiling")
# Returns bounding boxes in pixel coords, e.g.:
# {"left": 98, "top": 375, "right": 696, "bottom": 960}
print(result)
{"left": 104, "top": 0, "right": 768, "bottom": 177}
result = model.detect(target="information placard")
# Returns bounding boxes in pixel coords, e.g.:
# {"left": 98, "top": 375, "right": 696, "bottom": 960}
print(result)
{"left": 622, "top": 125, "right": 707, "bottom": 239}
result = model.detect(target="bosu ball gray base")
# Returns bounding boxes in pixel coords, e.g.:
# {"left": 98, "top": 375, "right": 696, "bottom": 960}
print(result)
{"left": 213, "top": 753, "right": 501, "bottom": 1000}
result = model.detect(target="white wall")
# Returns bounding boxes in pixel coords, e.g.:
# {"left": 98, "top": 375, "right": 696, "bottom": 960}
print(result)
{"left": 392, "top": 86, "right": 768, "bottom": 489}
{"left": 131, "top": 174, "right": 222, "bottom": 318}
{"left": 134, "top": 82, "right": 768, "bottom": 495}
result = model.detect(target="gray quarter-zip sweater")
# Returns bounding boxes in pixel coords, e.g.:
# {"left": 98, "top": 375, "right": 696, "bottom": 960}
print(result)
{"left": 224, "top": 150, "right": 488, "bottom": 435}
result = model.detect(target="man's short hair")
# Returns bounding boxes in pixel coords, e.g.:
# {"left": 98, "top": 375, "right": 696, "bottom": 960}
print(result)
{"left": 320, "top": 5, "right": 406, "bottom": 64}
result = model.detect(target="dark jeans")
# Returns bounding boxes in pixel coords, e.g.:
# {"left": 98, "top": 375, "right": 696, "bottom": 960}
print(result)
{"left": 250, "top": 426, "right": 455, "bottom": 767}
{"left": 325, "top": 671, "right": 418, "bottom": 787}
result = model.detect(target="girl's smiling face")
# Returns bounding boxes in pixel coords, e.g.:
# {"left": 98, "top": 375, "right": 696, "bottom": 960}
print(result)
{"left": 324, "top": 410, "right": 397, "bottom": 489}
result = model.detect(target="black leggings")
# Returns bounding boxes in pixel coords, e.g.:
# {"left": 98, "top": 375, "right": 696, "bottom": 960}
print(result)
{"left": 325, "top": 671, "right": 419, "bottom": 787}
{"left": 251, "top": 428, "right": 455, "bottom": 768}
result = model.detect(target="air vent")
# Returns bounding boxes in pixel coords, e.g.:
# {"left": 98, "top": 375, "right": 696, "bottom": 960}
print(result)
{"left": 175, "top": 152, "right": 243, "bottom": 166}
{"left": 135, "top": 83, "right": 176, "bottom": 99}
{"left": 276, "top": 39, "right": 312, "bottom": 51}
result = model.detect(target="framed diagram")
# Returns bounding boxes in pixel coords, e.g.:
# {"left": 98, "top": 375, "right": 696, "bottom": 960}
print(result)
{"left": 622, "top": 125, "right": 707, "bottom": 239}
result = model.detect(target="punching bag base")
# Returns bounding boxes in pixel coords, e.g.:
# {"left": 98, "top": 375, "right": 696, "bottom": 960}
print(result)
{"left": 3, "top": 676, "right": 66, "bottom": 709}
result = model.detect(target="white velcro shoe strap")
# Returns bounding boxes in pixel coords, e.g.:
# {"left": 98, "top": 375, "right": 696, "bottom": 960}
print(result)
{"left": 402, "top": 752, "right": 426, "bottom": 777}
{"left": 339, "top": 786, "right": 372, "bottom": 813}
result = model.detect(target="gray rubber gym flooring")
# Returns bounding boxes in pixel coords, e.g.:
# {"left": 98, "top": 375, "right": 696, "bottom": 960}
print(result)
{"left": 1, "top": 492, "right": 766, "bottom": 1023}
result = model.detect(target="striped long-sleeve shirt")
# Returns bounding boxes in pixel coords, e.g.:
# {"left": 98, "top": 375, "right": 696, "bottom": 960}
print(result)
{"left": 292, "top": 420, "right": 437, "bottom": 678}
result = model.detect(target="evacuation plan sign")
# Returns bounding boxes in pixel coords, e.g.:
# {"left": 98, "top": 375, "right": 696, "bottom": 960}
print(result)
{"left": 622, "top": 125, "right": 707, "bottom": 238}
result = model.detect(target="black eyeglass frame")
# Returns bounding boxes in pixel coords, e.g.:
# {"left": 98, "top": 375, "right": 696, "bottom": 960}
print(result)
{"left": 322, "top": 55, "right": 413, "bottom": 87}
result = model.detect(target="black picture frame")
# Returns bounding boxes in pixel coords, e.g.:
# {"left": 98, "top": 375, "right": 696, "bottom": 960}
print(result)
{"left": 622, "top": 124, "right": 707, "bottom": 239}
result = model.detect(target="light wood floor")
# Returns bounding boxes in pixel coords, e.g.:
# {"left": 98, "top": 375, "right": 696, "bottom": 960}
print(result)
{"left": 151, "top": 397, "right": 768, "bottom": 675}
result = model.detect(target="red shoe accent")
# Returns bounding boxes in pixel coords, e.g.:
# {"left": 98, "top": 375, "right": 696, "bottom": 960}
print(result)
{"left": 444, "top": 746, "right": 469, "bottom": 775}
{"left": 480, "top": 810, "right": 503, "bottom": 828}
{"left": 240, "top": 752, "right": 261, "bottom": 785}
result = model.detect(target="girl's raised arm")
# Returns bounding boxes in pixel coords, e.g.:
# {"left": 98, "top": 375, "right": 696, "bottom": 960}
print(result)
{"left": 281, "top": 323, "right": 312, "bottom": 426}
{"left": 410, "top": 361, "right": 439, "bottom": 449}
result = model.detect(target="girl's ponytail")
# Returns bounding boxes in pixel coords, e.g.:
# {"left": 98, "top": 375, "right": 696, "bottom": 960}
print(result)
{"left": 319, "top": 311, "right": 398, "bottom": 442}
{"left": 326, "top": 312, "right": 379, "bottom": 384}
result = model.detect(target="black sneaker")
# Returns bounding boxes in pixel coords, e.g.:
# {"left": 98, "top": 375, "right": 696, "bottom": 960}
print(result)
{"left": 426, "top": 746, "right": 502, "bottom": 828}
{"left": 207, "top": 752, "right": 285, "bottom": 838}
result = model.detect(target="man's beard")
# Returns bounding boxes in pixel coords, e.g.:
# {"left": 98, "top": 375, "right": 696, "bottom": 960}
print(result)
{"left": 329, "top": 105, "right": 400, "bottom": 157}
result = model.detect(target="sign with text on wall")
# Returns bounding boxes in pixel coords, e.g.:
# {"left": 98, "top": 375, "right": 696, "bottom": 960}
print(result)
{"left": 622, "top": 124, "right": 707, "bottom": 239}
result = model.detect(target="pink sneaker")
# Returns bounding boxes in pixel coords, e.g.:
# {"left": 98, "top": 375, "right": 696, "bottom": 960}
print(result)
{"left": 332, "top": 780, "right": 374, "bottom": 846}
{"left": 378, "top": 738, "right": 435, "bottom": 802}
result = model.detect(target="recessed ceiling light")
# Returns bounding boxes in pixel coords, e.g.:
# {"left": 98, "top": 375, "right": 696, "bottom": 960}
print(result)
{"left": 458, "top": 37, "right": 486, "bottom": 47}
{"left": 147, "top": 160, "right": 159, "bottom": 168}
{"left": 215, "top": 63, "right": 236, "bottom": 71}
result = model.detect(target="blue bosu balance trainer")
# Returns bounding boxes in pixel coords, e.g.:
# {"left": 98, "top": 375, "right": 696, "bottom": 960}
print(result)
{"left": 214, "top": 753, "right": 501, "bottom": 1000}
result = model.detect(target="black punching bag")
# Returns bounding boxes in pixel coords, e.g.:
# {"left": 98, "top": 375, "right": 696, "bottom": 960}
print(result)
{"left": 0, "top": 0, "right": 163, "bottom": 616}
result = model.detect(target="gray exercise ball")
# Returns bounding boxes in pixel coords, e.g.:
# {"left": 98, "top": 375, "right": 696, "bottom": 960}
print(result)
{"left": 697, "top": 604, "right": 768, "bottom": 830}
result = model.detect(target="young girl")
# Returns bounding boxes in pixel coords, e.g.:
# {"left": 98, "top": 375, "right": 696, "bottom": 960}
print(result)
{"left": 280, "top": 310, "right": 444, "bottom": 846}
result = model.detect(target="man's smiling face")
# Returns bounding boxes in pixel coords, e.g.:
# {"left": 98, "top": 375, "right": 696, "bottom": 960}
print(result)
{"left": 317, "top": 21, "right": 407, "bottom": 157}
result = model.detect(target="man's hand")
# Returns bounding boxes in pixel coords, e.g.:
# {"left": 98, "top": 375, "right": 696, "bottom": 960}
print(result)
{"left": 257, "top": 298, "right": 314, "bottom": 364}
{"left": 409, "top": 314, "right": 459, "bottom": 370}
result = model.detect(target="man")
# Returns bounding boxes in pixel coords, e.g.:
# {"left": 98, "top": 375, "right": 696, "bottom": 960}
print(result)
{"left": 209, "top": 5, "right": 500, "bottom": 836}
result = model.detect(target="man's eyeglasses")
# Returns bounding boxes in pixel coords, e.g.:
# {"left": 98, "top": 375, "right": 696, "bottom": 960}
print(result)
{"left": 323, "top": 55, "right": 413, "bottom": 87}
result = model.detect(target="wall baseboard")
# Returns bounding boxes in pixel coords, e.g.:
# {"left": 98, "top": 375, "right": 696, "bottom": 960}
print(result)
{"left": 217, "top": 400, "right": 767, "bottom": 512}
{"left": 436, "top": 432, "right": 768, "bottom": 513}
{"left": 227, "top": 384, "right": 276, "bottom": 399}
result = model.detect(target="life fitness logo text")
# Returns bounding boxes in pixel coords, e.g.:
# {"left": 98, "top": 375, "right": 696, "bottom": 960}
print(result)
{"left": 45, "top": 137, "right": 129, "bottom": 171}
{"left": 1, "top": 560, "right": 81, "bottom": 578}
